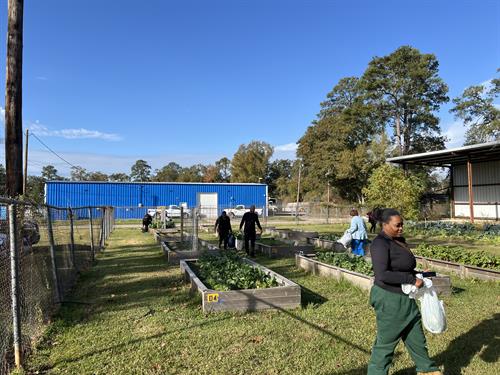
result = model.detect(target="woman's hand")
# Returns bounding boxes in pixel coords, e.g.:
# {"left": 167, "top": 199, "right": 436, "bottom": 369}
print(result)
{"left": 414, "top": 278, "right": 424, "bottom": 288}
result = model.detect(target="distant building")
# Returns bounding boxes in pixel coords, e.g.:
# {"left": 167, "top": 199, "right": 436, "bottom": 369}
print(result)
{"left": 45, "top": 181, "right": 268, "bottom": 219}
{"left": 387, "top": 141, "right": 500, "bottom": 222}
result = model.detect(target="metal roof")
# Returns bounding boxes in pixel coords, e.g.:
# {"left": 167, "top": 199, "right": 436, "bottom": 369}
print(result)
{"left": 386, "top": 141, "right": 500, "bottom": 166}
{"left": 47, "top": 181, "right": 267, "bottom": 186}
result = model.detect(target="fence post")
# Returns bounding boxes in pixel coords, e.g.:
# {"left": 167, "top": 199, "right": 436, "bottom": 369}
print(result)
{"left": 68, "top": 208, "right": 77, "bottom": 271}
{"left": 88, "top": 207, "right": 95, "bottom": 262}
{"left": 46, "top": 206, "right": 61, "bottom": 304}
{"left": 192, "top": 208, "right": 199, "bottom": 251}
{"left": 8, "top": 204, "right": 22, "bottom": 369}
{"left": 99, "top": 207, "right": 105, "bottom": 249}
{"left": 180, "top": 207, "right": 184, "bottom": 242}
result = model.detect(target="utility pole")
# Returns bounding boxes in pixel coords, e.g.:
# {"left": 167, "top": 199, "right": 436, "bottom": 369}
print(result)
{"left": 5, "top": 0, "right": 24, "bottom": 197}
{"left": 23, "top": 129, "right": 28, "bottom": 195}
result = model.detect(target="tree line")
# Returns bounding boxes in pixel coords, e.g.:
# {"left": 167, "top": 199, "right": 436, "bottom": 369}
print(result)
{"left": 6, "top": 46, "right": 498, "bottom": 215}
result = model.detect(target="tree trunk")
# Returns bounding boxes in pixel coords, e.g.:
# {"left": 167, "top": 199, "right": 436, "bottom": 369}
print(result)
{"left": 5, "top": 0, "right": 24, "bottom": 197}
{"left": 395, "top": 115, "right": 403, "bottom": 156}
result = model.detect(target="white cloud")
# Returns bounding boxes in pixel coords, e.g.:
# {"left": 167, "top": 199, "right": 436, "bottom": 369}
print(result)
{"left": 35, "top": 76, "right": 48, "bottom": 81}
{"left": 273, "top": 142, "right": 298, "bottom": 160}
{"left": 443, "top": 121, "right": 467, "bottom": 148}
{"left": 274, "top": 143, "right": 298, "bottom": 152}
{"left": 29, "top": 122, "right": 122, "bottom": 141}
{"left": 0, "top": 107, "right": 4, "bottom": 122}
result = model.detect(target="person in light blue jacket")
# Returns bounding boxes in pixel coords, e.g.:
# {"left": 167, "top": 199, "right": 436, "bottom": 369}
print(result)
{"left": 347, "top": 209, "right": 368, "bottom": 256}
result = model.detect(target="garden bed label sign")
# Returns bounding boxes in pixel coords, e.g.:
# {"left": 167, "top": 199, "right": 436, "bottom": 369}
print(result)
{"left": 207, "top": 293, "right": 219, "bottom": 303}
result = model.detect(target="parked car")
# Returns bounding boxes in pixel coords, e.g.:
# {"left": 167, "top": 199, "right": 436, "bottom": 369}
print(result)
{"left": 226, "top": 205, "right": 263, "bottom": 218}
{"left": 148, "top": 205, "right": 191, "bottom": 219}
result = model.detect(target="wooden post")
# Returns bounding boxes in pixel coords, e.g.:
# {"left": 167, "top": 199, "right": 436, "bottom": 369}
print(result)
{"left": 5, "top": 0, "right": 24, "bottom": 197}
{"left": 180, "top": 207, "right": 184, "bottom": 242}
{"left": 449, "top": 166, "right": 455, "bottom": 219}
{"left": 99, "top": 207, "right": 105, "bottom": 249}
{"left": 46, "top": 206, "right": 61, "bottom": 303}
{"left": 88, "top": 207, "right": 95, "bottom": 261}
{"left": 295, "top": 163, "right": 302, "bottom": 225}
{"left": 68, "top": 208, "right": 77, "bottom": 270}
{"left": 8, "top": 204, "right": 22, "bottom": 368}
{"left": 23, "top": 129, "right": 28, "bottom": 195}
{"left": 467, "top": 159, "right": 474, "bottom": 224}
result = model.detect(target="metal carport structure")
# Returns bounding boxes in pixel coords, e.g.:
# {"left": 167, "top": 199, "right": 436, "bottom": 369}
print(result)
{"left": 387, "top": 141, "right": 500, "bottom": 223}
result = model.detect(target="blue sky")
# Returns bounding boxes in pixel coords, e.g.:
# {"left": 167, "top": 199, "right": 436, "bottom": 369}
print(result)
{"left": 1, "top": 0, "right": 499, "bottom": 176}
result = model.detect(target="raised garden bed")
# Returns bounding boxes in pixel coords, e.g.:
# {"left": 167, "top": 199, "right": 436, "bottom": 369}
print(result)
{"left": 162, "top": 240, "right": 218, "bottom": 265}
{"left": 307, "top": 237, "right": 346, "bottom": 252}
{"left": 180, "top": 255, "right": 301, "bottom": 313}
{"left": 255, "top": 238, "right": 315, "bottom": 258}
{"left": 266, "top": 228, "right": 319, "bottom": 243}
{"left": 415, "top": 255, "right": 500, "bottom": 281}
{"left": 151, "top": 228, "right": 180, "bottom": 243}
{"left": 296, "top": 254, "right": 452, "bottom": 295}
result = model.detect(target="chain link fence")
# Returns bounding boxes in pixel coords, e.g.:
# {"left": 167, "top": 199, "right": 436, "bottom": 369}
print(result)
{"left": 0, "top": 198, "right": 114, "bottom": 374}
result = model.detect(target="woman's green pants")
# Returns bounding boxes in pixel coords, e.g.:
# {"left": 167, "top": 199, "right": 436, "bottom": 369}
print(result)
{"left": 367, "top": 285, "right": 440, "bottom": 375}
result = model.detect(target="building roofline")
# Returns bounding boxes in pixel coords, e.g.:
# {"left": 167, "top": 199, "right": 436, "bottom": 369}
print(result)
{"left": 46, "top": 181, "right": 268, "bottom": 186}
{"left": 386, "top": 140, "right": 500, "bottom": 166}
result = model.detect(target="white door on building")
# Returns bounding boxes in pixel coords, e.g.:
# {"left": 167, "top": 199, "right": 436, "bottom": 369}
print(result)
{"left": 198, "top": 193, "right": 218, "bottom": 218}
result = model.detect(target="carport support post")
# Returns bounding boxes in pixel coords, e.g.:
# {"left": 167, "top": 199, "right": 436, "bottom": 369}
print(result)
{"left": 46, "top": 206, "right": 61, "bottom": 304}
{"left": 68, "top": 208, "right": 77, "bottom": 270}
{"left": 88, "top": 207, "right": 95, "bottom": 262}
{"left": 467, "top": 159, "right": 474, "bottom": 224}
{"left": 9, "top": 204, "right": 22, "bottom": 369}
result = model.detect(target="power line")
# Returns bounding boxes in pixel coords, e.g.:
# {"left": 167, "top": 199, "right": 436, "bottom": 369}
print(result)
{"left": 30, "top": 132, "right": 81, "bottom": 170}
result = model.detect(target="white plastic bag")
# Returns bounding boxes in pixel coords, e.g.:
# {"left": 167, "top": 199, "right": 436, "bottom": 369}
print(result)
{"left": 337, "top": 230, "right": 352, "bottom": 248}
{"left": 419, "top": 286, "right": 447, "bottom": 334}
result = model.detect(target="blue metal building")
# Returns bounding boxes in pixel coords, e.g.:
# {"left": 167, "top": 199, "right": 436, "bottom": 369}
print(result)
{"left": 45, "top": 181, "right": 268, "bottom": 219}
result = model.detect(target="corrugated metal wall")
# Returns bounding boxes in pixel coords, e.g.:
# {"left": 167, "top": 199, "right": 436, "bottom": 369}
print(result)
{"left": 453, "top": 160, "right": 500, "bottom": 202}
{"left": 453, "top": 160, "right": 500, "bottom": 219}
{"left": 45, "top": 182, "right": 268, "bottom": 218}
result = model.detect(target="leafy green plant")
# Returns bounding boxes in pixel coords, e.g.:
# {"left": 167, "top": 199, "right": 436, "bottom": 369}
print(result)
{"left": 414, "top": 244, "right": 500, "bottom": 270}
{"left": 405, "top": 221, "right": 500, "bottom": 244}
{"left": 316, "top": 252, "right": 374, "bottom": 276}
{"left": 257, "top": 237, "right": 287, "bottom": 246}
{"left": 195, "top": 252, "right": 279, "bottom": 291}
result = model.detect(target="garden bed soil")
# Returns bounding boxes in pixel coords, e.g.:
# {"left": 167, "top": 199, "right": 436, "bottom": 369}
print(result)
{"left": 265, "top": 228, "right": 319, "bottom": 243}
{"left": 296, "top": 254, "right": 452, "bottom": 295}
{"left": 180, "top": 258, "right": 301, "bottom": 313}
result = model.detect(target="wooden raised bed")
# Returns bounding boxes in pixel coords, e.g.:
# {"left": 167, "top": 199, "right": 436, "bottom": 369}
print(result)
{"left": 266, "top": 228, "right": 319, "bottom": 243}
{"left": 256, "top": 241, "right": 315, "bottom": 258}
{"left": 296, "top": 254, "right": 452, "bottom": 295}
{"left": 162, "top": 240, "right": 218, "bottom": 265}
{"left": 180, "top": 258, "right": 301, "bottom": 313}
{"left": 415, "top": 255, "right": 500, "bottom": 281}
{"left": 307, "top": 237, "right": 346, "bottom": 252}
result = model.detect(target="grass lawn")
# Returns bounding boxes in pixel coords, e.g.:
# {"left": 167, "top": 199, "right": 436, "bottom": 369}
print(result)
{"left": 22, "top": 227, "right": 499, "bottom": 375}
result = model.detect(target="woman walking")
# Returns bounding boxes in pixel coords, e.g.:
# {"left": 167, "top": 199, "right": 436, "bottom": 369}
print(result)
{"left": 368, "top": 209, "right": 441, "bottom": 375}
{"left": 347, "top": 209, "right": 368, "bottom": 256}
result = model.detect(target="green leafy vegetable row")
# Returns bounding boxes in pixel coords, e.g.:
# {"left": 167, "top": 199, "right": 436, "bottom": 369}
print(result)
{"left": 414, "top": 244, "right": 500, "bottom": 270}
{"left": 405, "top": 221, "right": 500, "bottom": 242}
{"left": 196, "top": 252, "right": 279, "bottom": 291}
{"left": 316, "top": 252, "right": 374, "bottom": 276}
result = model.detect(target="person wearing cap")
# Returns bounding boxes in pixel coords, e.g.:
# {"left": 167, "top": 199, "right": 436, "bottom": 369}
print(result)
{"left": 347, "top": 208, "right": 368, "bottom": 256}
{"left": 239, "top": 205, "right": 262, "bottom": 257}
{"left": 214, "top": 211, "right": 232, "bottom": 250}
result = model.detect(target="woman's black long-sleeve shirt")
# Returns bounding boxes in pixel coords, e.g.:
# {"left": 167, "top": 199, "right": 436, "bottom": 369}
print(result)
{"left": 370, "top": 232, "right": 417, "bottom": 294}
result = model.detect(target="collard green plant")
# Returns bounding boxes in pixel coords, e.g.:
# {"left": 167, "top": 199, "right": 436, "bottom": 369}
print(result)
{"left": 414, "top": 244, "right": 500, "bottom": 270}
{"left": 196, "top": 252, "right": 279, "bottom": 291}
{"left": 316, "top": 252, "right": 374, "bottom": 276}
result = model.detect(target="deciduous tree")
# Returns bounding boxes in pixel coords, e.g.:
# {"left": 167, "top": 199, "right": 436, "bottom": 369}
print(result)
{"left": 130, "top": 160, "right": 151, "bottom": 182}
{"left": 231, "top": 141, "right": 273, "bottom": 183}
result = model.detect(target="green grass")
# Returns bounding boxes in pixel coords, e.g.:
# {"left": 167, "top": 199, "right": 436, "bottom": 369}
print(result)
{"left": 22, "top": 228, "right": 500, "bottom": 375}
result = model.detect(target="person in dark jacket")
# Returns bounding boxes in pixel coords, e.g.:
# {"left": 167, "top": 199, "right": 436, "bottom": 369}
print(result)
{"left": 239, "top": 205, "right": 262, "bottom": 257}
{"left": 142, "top": 213, "right": 153, "bottom": 232}
{"left": 366, "top": 209, "right": 378, "bottom": 233}
{"left": 214, "top": 211, "right": 232, "bottom": 249}
{"left": 368, "top": 209, "right": 441, "bottom": 375}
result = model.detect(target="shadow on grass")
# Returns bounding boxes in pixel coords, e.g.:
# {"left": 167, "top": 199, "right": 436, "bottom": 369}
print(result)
{"left": 33, "top": 316, "right": 231, "bottom": 372}
{"left": 300, "top": 284, "right": 328, "bottom": 307}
